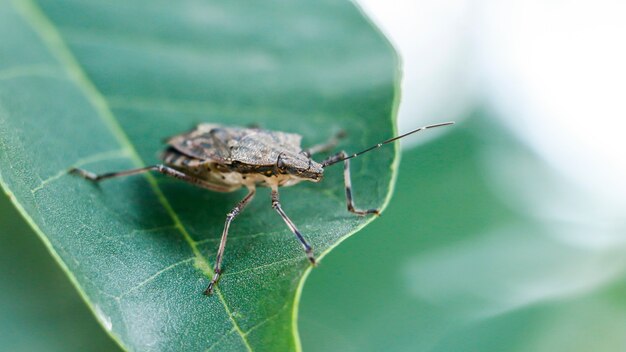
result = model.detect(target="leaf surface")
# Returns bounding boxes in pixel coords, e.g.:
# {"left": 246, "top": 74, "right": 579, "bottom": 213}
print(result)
{"left": 0, "top": 0, "right": 398, "bottom": 351}
{"left": 301, "top": 114, "right": 626, "bottom": 352}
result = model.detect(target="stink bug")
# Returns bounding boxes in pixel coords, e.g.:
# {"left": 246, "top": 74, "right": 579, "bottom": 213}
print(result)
{"left": 71, "top": 122, "right": 454, "bottom": 295}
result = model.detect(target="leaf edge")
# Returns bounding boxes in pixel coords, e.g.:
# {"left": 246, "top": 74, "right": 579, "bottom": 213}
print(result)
{"left": 289, "top": 2, "right": 404, "bottom": 348}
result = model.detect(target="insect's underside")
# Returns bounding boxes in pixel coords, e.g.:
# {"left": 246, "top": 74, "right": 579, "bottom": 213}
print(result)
{"left": 71, "top": 124, "right": 379, "bottom": 295}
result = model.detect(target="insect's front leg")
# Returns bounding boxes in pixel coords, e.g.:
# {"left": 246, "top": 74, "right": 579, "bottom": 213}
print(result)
{"left": 204, "top": 186, "right": 256, "bottom": 295}
{"left": 323, "top": 151, "right": 380, "bottom": 216}
{"left": 270, "top": 187, "right": 316, "bottom": 265}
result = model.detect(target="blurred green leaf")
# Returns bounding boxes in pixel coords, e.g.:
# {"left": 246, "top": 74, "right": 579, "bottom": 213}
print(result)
{"left": 0, "top": 190, "right": 121, "bottom": 352}
{"left": 0, "top": 0, "right": 398, "bottom": 350}
{"left": 300, "top": 114, "right": 626, "bottom": 352}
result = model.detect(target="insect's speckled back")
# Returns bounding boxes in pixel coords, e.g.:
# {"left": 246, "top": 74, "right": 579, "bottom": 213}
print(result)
{"left": 230, "top": 130, "right": 303, "bottom": 166}
{"left": 167, "top": 124, "right": 231, "bottom": 162}
{"left": 167, "top": 124, "right": 305, "bottom": 166}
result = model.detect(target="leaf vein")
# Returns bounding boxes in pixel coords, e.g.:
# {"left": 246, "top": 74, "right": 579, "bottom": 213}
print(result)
{"left": 13, "top": 0, "right": 253, "bottom": 349}
{"left": 30, "top": 148, "right": 130, "bottom": 194}
{"left": 0, "top": 64, "right": 66, "bottom": 81}
{"left": 205, "top": 327, "right": 238, "bottom": 352}
{"left": 194, "top": 230, "right": 287, "bottom": 245}
{"left": 116, "top": 257, "right": 195, "bottom": 300}
{"left": 243, "top": 300, "right": 291, "bottom": 337}
{"left": 222, "top": 256, "right": 303, "bottom": 278}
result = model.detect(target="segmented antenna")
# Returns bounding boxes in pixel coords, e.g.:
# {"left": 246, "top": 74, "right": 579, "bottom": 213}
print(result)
{"left": 322, "top": 121, "right": 455, "bottom": 168}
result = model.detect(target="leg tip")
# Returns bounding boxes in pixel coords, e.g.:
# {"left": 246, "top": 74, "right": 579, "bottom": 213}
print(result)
{"left": 68, "top": 167, "right": 82, "bottom": 176}
{"left": 203, "top": 285, "right": 215, "bottom": 296}
{"left": 306, "top": 251, "right": 317, "bottom": 267}
{"left": 204, "top": 271, "right": 221, "bottom": 296}
{"left": 349, "top": 208, "right": 381, "bottom": 216}
{"left": 69, "top": 167, "right": 99, "bottom": 181}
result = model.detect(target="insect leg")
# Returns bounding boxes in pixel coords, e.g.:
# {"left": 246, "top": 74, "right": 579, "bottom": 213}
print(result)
{"left": 302, "top": 130, "right": 346, "bottom": 156}
{"left": 270, "top": 187, "right": 316, "bottom": 265}
{"left": 323, "top": 151, "right": 380, "bottom": 216}
{"left": 204, "top": 186, "right": 256, "bottom": 295}
{"left": 70, "top": 165, "right": 154, "bottom": 181}
{"left": 70, "top": 165, "right": 231, "bottom": 192}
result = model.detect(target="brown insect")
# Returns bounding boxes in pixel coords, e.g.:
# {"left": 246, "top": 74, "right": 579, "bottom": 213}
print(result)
{"left": 71, "top": 122, "right": 454, "bottom": 295}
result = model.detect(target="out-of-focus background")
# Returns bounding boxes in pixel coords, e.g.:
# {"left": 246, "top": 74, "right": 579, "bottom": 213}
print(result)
{"left": 300, "top": 1, "right": 626, "bottom": 351}
{"left": 2, "top": 0, "right": 625, "bottom": 351}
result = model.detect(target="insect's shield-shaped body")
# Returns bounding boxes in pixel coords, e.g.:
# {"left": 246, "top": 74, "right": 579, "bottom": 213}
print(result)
{"left": 71, "top": 121, "right": 453, "bottom": 295}
{"left": 164, "top": 124, "right": 324, "bottom": 191}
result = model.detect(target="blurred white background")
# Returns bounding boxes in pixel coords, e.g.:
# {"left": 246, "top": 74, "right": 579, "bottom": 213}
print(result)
{"left": 353, "top": 0, "right": 626, "bottom": 318}
{"left": 359, "top": 0, "right": 626, "bottom": 206}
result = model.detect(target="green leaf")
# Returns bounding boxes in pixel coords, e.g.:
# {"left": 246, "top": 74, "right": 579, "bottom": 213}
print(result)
{"left": 300, "top": 113, "right": 626, "bottom": 352}
{"left": 0, "top": 191, "right": 120, "bottom": 352}
{"left": 0, "top": 0, "right": 398, "bottom": 351}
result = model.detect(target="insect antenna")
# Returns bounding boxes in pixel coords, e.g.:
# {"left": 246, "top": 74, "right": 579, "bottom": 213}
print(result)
{"left": 321, "top": 121, "right": 455, "bottom": 168}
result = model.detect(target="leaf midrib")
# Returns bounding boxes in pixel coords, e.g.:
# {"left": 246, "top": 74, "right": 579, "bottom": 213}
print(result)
{"left": 13, "top": 0, "right": 253, "bottom": 349}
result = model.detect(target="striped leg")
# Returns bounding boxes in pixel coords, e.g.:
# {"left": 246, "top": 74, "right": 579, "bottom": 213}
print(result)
{"left": 323, "top": 151, "right": 380, "bottom": 216}
{"left": 271, "top": 187, "right": 316, "bottom": 265}
{"left": 70, "top": 164, "right": 231, "bottom": 192}
{"left": 204, "top": 187, "right": 256, "bottom": 295}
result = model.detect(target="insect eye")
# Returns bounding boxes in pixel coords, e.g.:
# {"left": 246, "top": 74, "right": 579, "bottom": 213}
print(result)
{"left": 276, "top": 153, "right": 286, "bottom": 170}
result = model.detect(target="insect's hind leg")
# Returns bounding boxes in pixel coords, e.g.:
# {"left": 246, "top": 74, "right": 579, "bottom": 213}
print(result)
{"left": 270, "top": 187, "right": 316, "bottom": 265}
{"left": 70, "top": 164, "right": 231, "bottom": 192}
{"left": 323, "top": 151, "right": 380, "bottom": 216}
{"left": 70, "top": 165, "right": 155, "bottom": 181}
{"left": 204, "top": 186, "right": 256, "bottom": 295}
